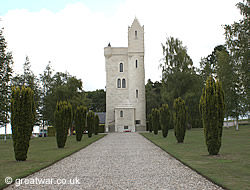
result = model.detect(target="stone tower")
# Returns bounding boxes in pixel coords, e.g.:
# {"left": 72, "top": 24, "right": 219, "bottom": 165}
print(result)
{"left": 104, "top": 18, "right": 146, "bottom": 132}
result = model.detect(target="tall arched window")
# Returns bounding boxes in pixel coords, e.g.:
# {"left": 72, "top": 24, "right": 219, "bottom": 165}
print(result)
{"left": 136, "top": 89, "right": 139, "bottom": 98}
{"left": 117, "top": 78, "right": 121, "bottom": 88}
{"left": 120, "top": 110, "right": 123, "bottom": 117}
{"left": 135, "top": 30, "right": 137, "bottom": 39}
{"left": 119, "top": 63, "right": 123, "bottom": 72}
{"left": 135, "top": 60, "right": 138, "bottom": 68}
{"left": 122, "top": 78, "right": 126, "bottom": 88}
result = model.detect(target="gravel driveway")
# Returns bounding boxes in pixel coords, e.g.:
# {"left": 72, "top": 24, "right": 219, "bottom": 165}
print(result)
{"left": 5, "top": 133, "right": 223, "bottom": 190}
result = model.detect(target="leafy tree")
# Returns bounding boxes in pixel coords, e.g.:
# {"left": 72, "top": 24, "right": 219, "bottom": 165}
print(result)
{"left": 159, "top": 104, "right": 170, "bottom": 138}
{"left": 75, "top": 106, "right": 87, "bottom": 141}
{"left": 40, "top": 69, "right": 88, "bottom": 127}
{"left": 173, "top": 97, "right": 187, "bottom": 143}
{"left": 151, "top": 108, "right": 160, "bottom": 135}
{"left": 216, "top": 49, "right": 238, "bottom": 126}
{"left": 40, "top": 62, "right": 54, "bottom": 134}
{"left": 11, "top": 86, "right": 35, "bottom": 161}
{"left": 224, "top": 0, "right": 249, "bottom": 124}
{"left": 0, "top": 28, "right": 13, "bottom": 142}
{"left": 87, "top": 111, "right": 95, "bottom": 137}
{"left": 199, "top": 45, "right": 226, "bottom": 84}
{"left": 200, "top": 76, "right": 225, "bottom": 155}
{"left": 160, "top": 36, "right": 203, "bottom": 128}
{"left": 94, "top": 114, "right": 99, "bottom": 135}
{"left": 145, "top": 79, "right": 162, "bottom": 118}
{"left": 87, "top": 89, "right": 106, "bottom": 112}
{"left": 54, "top": 101, "right": 72, "bottom": 148}
{"left": 160, "top": 36, "right": 193, "bottom": 74}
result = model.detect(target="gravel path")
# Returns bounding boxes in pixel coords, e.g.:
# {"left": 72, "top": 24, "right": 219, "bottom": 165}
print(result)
{"left": 6, "top": 133, "right": 223, "bottom": 190}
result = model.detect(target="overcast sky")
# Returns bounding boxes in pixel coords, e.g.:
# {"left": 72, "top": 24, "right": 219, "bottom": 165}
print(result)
{"left": 0, "top": 0, "right": 241, "bottom": 91}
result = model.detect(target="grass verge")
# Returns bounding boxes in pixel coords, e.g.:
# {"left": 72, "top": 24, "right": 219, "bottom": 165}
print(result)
{"left": 141, "top": 126, "right": 250, "bottom": 190}
{"left": 0, "top": 134, "right": 106, "bottom": 189}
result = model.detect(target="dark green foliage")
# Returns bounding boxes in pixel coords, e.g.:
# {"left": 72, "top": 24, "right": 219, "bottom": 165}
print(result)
{"left": 11, "top": 86, "right": 36, "bottom": 161}
{"left": 159, "top": 104, "right": 170, "bottom": 138}
{"left": 98, "top": 124, "right": 105, "bottom": 133}
{"left": 148, "top": 113, "right": 152, "bottom": 133}
{"left": 87, "top": 111, "right": 95, "bottom": 137}
{"left": 86, "top": 89, "right": 106, "bottom": 112}
{"left": 54, "top": 101, "right": 72, "bottom": 148}
{"left": 75, "top": 106, "right": 87, "bottom": 141}
{"left": 200, "top": 76, "right": 225, "bottom": 155}
{"left": 151, "top": 108, "right": 160, "bottom": 135}
{"left": 47, "top": 126, "right": 56, "bottom": 137}
{"left": 94, "top": 114, "right": 99, "bottom": 135}
{"left": 173, "top": 97, "right": 187, "bottom": 143}
{"left": 145, "top": 79, "right": 162, "bottom": 117}
{"left": 160, "top": 36, "right": 203, "bottom": 129}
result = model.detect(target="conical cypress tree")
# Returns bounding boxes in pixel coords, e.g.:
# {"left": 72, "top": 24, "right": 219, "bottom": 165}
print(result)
{"left": 148, "top": 113, "right": 153, "bottom": 133}
{"left": 200, "top": 76, "right": 225, "bottom": 155}
{"left": 94, "top": 114, "right": 99, "bottom": 135}
{"left": 173, "top": 97, "right": 187, "bottom": 143}
{"left": 75, "top": 106, "right": 87, "bottom": 141}
{"left": 11, "top": 86, "right": 35, "bottom": 161}
{"left": 54, "top": 101, "right": 72, "bottom": 148}
{"left": 159, "top": 104, "right": 170, "bottom": 138}
{"left": 87, "top": 111, "right": 95, "bottom": 137}
{"left": 152, "top": 108, "right": 160, "bottom": 135}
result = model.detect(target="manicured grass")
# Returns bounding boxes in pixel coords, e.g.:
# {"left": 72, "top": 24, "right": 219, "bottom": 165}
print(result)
{"left": 0, "top": 134, "right": 106, "bottom": 189}
{"left": 141, "top": 126, "right": 250, "bottom": 190}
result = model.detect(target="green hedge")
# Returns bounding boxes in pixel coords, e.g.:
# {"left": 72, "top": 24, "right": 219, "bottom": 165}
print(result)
{"left": 47, "top": 126, "right": 56, "bottom": 137}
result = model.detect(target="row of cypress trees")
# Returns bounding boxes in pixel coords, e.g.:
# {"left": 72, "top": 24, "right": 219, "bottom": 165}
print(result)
{"left": 54, "top": 103, "right": 100, "bottom": 147}
{"left": 11, "top": 86, "right": 100, "bottom": 160}
{"left": 148, "top": 76, "right": 225, "bottom": 155}
{"left": 149, "top": 99, "right": 187, "bottom": 143}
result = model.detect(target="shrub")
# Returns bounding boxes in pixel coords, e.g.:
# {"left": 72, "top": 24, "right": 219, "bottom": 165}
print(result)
{"left": 11, "top": 86, "right": 36, "bottom": 161}
{"left": 75, "top": 106, "right": 87, "bottom": 141}
{"left": 54, "top": 101, "right": 72, "bottom": 148}
{"left": 87, "top": 111, "right": 95, "bottom": 138}
{"left": 200, "top": 76, "right": 225, "bottom": 155}
{"left": 159, "top": 104, "right": 170, "bottom": 138}
{"left": 94, "top": 114, "right": 99, "bottom": 135}
{"left": 173, "top": 97, "right": 187, "bottom": 143}
{"left": 152, "top": 108, "right": 160, "bottom": 135}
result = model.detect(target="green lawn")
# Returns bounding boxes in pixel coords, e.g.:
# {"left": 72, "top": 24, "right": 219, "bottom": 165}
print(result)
{"left": 0, "top": 134, "right": 106, "bottom": 189}
{"left": 141, "top": 126, "right": 250, "bottom": 190}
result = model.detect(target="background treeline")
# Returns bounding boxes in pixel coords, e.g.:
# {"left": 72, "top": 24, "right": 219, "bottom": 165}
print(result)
{"left": 0, "top": 41, "right": 106, "bottom": 132}
{"left": 146, "top": 0, "right": 249, "bottom": 129}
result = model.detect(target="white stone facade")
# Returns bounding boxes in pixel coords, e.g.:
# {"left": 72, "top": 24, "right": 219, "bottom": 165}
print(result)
{"left": 104, "top": 18, "right": 146, "bottom": 132}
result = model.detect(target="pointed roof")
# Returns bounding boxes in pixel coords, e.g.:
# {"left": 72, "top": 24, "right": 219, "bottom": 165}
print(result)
{"left": 129, "top": 17, "right": 144, "bottom": 31}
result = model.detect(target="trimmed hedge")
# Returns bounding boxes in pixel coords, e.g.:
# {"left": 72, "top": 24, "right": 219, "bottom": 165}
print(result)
{"left": 98, "top": 124, "right": 105, "bottom": 133}
{"left": 47, "top": 126, "right": 56, "bottom": 137}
